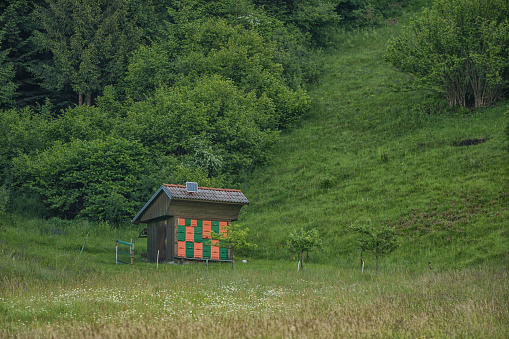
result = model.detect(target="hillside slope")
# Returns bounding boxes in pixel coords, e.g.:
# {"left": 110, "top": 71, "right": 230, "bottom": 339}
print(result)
{"left": 237, "top": 25, "right": 509, "bottom": 270}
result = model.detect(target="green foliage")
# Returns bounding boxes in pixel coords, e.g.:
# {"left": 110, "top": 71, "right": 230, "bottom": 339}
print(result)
{"left": 0, "top": 45, "right": 17, "bottom": 107}
{"left": 123, "top": 17, "right": 311, "bottom": 129}
{"left": 252, "top": 0, "right": 341, "bottom": 46}
{"left": 209, "top": 222, "right": 257, "bottom": 258}
{"left": 12, "top": 137, "right": 148, "bottom": 223}
{"left": 291, "top": 0, "right": 342, "bottom": 46}
{"left": 287, "top": 227, "right": 321, "bottom": 270}
{"left": 120, "top": 75, "right": 280, "bottom": 176}
{"left": 0, "top": 185, "right": 9, "bottom": 216}
{"left": 0, "top": 107, "right": 49, "bottom": 166}
{"left": 350, "top": 224, "right": 398, "bottom": 271}
{"left": 385, "top": 0, "right": 509, "bottom": 108}
{"left": 0, "top": 0, "right": 44, "bottom": 109}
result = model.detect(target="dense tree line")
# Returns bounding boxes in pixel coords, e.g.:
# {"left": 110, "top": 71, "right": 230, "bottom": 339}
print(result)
{"left": 0, "top": 0, "right": 422, "bottom": 223}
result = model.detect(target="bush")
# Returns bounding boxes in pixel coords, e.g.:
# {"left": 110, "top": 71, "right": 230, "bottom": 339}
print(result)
{"left": 12, "top": 137, "right": 148, "bottom": 223}
{"left": 385, "top": 0, "right": 509, "bottom": 108}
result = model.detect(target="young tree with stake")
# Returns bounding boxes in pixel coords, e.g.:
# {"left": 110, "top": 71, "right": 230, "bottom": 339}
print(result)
{"left": 287, "top": 227, "right": 322, "bottom": 271}
{"left": 350, "top": 224, "right": 398, "bottom": 272}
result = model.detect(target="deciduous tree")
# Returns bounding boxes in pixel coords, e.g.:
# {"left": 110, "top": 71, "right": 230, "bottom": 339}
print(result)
{"left": 350, "top": 224, "right": 397, "bottom": 272}
{"left": 385, "top": 0, "right": 509, "bottom": 108}
{"left": 287, "top": 227, "right": 321, "bottom": 271}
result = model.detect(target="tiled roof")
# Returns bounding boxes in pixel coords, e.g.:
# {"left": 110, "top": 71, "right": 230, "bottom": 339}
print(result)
{"left": 162, "top": 184, "right": 249, "bottom": 204}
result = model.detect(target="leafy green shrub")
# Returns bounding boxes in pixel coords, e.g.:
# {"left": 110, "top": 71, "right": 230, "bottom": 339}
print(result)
{"left": 120, "top": 75, "right": 280, "bottom": 176}
{"left": 12, "top": 137, "right": 148, "bottom": 223}
{"left": 123, "top": 17, "right": 311, "bottom": 129}
{"left": 385, "top": 0, "right": 509, "bottom": 108}
{"left": 0, "top": 185, "right": 9, "bottom": 216}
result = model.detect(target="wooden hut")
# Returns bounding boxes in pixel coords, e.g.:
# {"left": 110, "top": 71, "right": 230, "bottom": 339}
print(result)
{"left": 132, "top": 183, "right": 249, "bottom": 262}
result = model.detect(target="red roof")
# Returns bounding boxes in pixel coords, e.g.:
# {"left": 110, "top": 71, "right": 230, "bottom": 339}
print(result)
{"left": 162, "top": 184, "right": 249, "bottom": 204}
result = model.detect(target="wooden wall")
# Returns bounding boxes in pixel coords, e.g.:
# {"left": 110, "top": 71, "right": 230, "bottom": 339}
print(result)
{"left": 168, "top": 200, "right": 243, "bottom": 221}
{"left": 138, "top": 192, "right": 244, "bottom": 224}
{"left": 147, "top": 217, "right": 174, "bottom": 262}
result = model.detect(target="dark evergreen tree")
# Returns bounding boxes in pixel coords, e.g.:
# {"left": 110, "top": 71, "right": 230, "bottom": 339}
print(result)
{"left": 0, "top": 0, "right": 45, "bottom": 109}
{"left": 31, "top": 0, "right": 142, "bottom": 106}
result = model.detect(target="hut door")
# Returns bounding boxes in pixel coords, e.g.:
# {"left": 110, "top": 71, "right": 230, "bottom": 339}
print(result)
{"left": 156, "top": 220, "right": 167, "bottom": 261}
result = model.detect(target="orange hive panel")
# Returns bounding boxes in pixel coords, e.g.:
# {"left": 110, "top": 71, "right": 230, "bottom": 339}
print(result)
{"left": 178, "top": 241, "right": 186, "bottom": 257}
{"left": 191, "top": 219, "right": 197, "bottom": 227}
{"left": 185, "top": 226, "right": 194, "bottom": 242}
{"left": 219, "top": 221, "right": 228, "bottom": 235}
{"left": 203, "top": 220, "right": 211, "bottom": 239}
{"left": 194, "top": 242, "right": 203, "bottom": 258}
{"left": 178, "top": 218, "right": 185, "bottom": 226}
{"left": 211, "top": 249, "right": 219, "bottom": 260}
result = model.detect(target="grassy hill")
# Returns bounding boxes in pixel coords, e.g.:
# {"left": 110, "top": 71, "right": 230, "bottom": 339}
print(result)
{"left": 237, "top": 24, "right": 509, "bottom": 270}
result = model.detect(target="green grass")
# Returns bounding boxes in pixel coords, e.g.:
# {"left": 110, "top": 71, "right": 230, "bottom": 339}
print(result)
{"left": 236, "top": 24, "right": 509, "bottom": 269}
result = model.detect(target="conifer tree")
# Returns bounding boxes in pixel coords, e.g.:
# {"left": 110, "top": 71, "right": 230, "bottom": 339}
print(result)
{"left": 31, "top": 0, "right": 141, "bottom": 106}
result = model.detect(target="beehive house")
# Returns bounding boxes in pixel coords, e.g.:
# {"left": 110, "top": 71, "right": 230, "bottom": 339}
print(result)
{"left": 132, "top": 183, "right": 249, "bottom": 262}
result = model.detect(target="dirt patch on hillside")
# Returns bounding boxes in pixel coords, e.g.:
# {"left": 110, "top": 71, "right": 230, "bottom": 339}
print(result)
{"left": 454, "top": 138, "right": 488, "bottom": 147}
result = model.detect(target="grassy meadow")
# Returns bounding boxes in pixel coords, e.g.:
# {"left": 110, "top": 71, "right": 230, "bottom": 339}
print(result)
{"left": 1, "top": 15, "right": 509, "bottom": 338}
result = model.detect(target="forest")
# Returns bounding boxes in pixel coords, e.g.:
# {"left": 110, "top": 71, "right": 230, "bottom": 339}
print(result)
{"left": 0, "top": 0, "right": 425, "bottom": 224}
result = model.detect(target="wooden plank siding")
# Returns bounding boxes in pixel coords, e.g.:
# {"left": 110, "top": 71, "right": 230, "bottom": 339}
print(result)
{"left": 168, "top": 200, "right": 244, "bottom": 222}
{"left": 146, "top": 217, "right": 174, "bottom": 262}
{"left": 138, "top": 193, "right": 243, "bottom": 224}
{"left": 138, "top": 193, "right": 171, "bottom": 223}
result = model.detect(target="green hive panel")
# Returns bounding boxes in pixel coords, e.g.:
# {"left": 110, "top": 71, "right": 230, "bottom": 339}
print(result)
{"left": 186, "top": 242, "right": 194, "bottom": 258}
{"left": 178, "top": 225, "right": 186, "bottom": 233}
{"left": 211, "top": 223, "right": 219, "bottom": 234}
{"left": 197, "top": 220, "right": 203, "bottom": 227}
{"left": 185, "top": 219, "right": 191, "bottom": 226}
{"left": 178, "top": 232, "right": 186, "bottom": 241}
{"left": 219, "top": 248, "right": 228, "bottom": 260}
{"left": 203, "top": 245, "right": 211, "bottom": 259}
{"left": 194, "top": 231, "right": 203, "bottom": 243}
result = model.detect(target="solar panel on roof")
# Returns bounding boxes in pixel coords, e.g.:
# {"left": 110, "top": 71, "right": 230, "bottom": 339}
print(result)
{"left": 186, "top": 182, "right": 198, "bottom": 193}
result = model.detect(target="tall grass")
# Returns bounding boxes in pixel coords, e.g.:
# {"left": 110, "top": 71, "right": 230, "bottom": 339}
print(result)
{"left": 1, "top": 261, "right": 507, "bottom": 338}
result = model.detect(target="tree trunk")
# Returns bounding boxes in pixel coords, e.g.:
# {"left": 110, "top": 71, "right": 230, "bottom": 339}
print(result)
{"left": 86, "top": 91, "right": 92, "bottom": 106}
{"left": 300, "top": 251, "right": 304, "bottom": 271}
{"left": 360, "top": 249, "right": 363, "bottom": 270}
{"left": 78, "top": 92, "right": 83, "bottom": 106}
